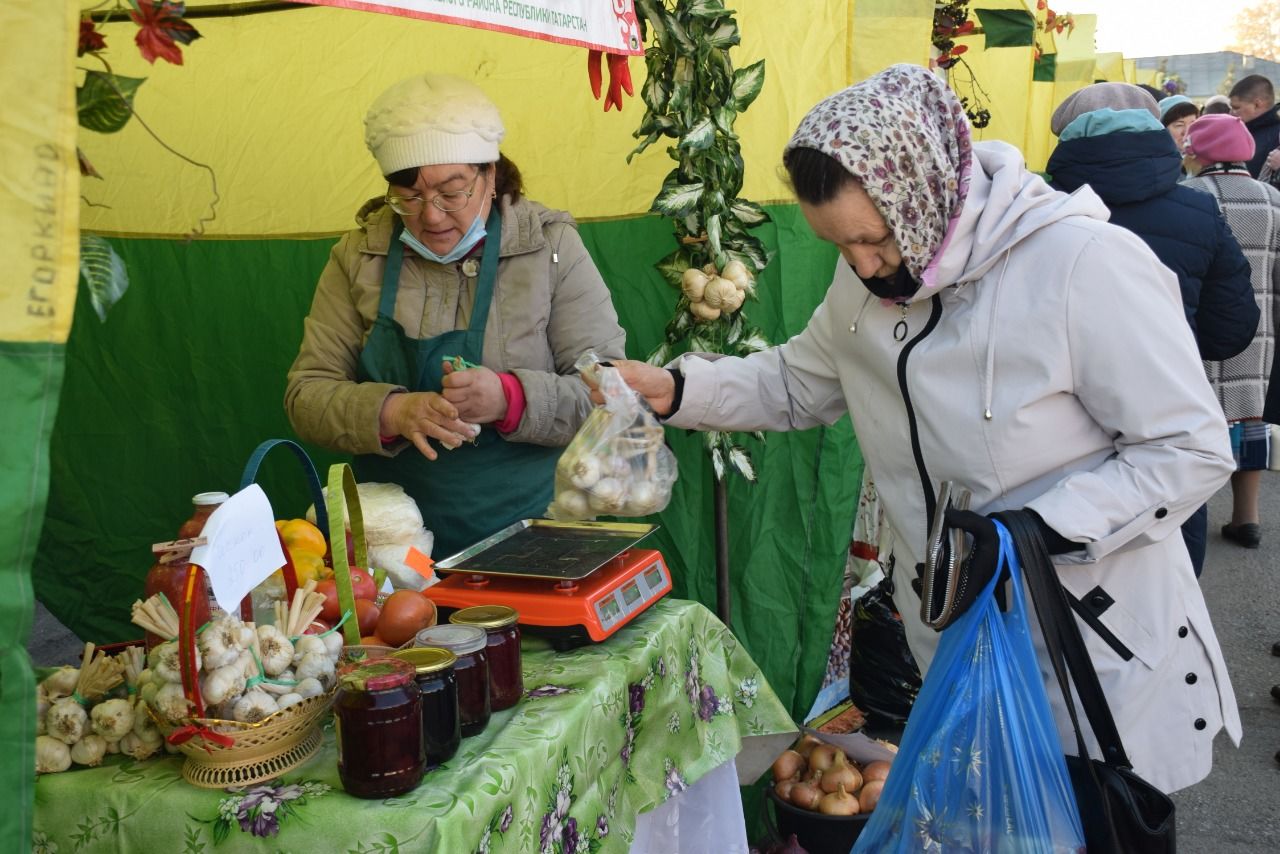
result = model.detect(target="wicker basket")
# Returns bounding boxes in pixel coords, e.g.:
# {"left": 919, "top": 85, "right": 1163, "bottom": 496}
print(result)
{"left": 157, "top": 692, "right": 334, "bottom": 789}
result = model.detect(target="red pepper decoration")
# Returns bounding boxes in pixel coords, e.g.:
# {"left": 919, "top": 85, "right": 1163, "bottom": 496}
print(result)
{"left": 587, "top": 49, "right": 604, "bottom": 100}
{"left": 587, "top": 49, "right": 633, "bottom": 112}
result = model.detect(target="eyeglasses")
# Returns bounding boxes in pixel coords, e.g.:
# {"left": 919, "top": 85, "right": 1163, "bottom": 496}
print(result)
{"left": 386, "top": 171, "right": 484, "bottom": 216}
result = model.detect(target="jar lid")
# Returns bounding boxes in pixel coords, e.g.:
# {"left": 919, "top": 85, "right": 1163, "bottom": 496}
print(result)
{"left": 450, "top": 605, "right": 519, "bottom": 630}
{"left": 415, "top": 624, "right": 487, "bottom": 655}
{"left": 192, "top": 491, "right": 230, "bottom": 506}
{"left": 391, "top": 646, "right": 458, "bottom": 675}
{"left": 338, "top": 656, "right": 415, "bottom": 691}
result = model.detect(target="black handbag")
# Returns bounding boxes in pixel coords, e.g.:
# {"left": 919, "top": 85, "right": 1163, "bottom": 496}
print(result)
{"left": 996, "top": 510, "right": 1176, "bottom": 854}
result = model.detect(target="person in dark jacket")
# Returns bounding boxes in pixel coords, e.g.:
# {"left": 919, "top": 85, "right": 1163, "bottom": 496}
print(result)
{"left": 1048, "top": 82, "right": 1259, "bottom": 577}
{"left": 1229, "top": 74, "right": 1280, "bottom": 178}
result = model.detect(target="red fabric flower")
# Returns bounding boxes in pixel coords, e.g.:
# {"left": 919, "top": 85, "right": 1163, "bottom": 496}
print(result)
{"left": 130, "top": 0, "right": 201, "bottom": 66}
{"left": 78, "top": 19, "right": 106, "bottom": 56}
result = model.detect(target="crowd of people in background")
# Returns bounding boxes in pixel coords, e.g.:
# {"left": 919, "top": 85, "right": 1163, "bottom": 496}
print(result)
{"left": 1046, "top": 74, "right": 1280, "bottom": 760}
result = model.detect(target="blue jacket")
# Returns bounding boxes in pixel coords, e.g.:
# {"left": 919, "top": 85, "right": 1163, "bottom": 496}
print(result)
{"left": 1048, "top": 129, "right": 1258, "bottom": 361}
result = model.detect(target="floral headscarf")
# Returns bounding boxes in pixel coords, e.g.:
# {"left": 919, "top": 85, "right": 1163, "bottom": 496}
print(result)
{"left": 786, "top": 64, "right": 973, "bottom": 287}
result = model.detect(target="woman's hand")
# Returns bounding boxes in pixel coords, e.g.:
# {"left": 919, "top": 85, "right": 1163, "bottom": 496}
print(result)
{"left": 586, "top": 360, "right": 676, "bottom": 415}
{"left": 380, "top": 391, "right": 479, "bottom": 460}
{"left": 1267, "top": 148, "right": 1280, "bottom": 171}
{"left": 441, "top": 363, "right": 508, "bottom": 424}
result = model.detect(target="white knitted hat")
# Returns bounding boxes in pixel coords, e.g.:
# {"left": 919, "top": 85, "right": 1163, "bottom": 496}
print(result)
{"left": 364, "top": 73, "right": 505, "bottom": 177}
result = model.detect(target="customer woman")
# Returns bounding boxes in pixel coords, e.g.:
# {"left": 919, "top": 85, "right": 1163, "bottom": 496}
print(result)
{"left": 1184, "top": 114, "right": 1280, "bottom": 548}
{"left": 602, "top": 65, "right": 1239, "bottom": 793}
{"left": 286, "top": 73, "right": 625, "bottom": 557}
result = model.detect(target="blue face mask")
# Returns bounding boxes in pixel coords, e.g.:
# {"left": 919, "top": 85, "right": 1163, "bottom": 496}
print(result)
{"left": 399, "top": 211, "right": 487, "bottom": 265}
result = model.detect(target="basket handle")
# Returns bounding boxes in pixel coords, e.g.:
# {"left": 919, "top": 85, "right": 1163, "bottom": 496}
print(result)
{"left": 326, "top": 463, "right": 369, "bottom": 647}
{"left": 239, "top": 439, "right": 330, "bottom": 536}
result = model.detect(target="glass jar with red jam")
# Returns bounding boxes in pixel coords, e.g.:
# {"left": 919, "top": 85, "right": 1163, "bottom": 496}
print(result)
{"left": 449, "top": 605, "right": 523, "bottom": 712}
{"left": 391, "top": 647, "right": 461, "bottom": 768}
{"left": 416, "top": 624, "right": 490, "bottom": 737}
{"left": 142, "top": 492, "right": 229, "bottom": 648}
{"left": 334, "top": 657, "right": 424, "bottom": 798}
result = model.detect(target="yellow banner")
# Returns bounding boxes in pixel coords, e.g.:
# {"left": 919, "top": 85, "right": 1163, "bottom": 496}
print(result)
{"left": 0, "top": 0, "right": 80, "bottom": 342}
{"left": 78, "top": 1, "right": 856, "bottom": 238}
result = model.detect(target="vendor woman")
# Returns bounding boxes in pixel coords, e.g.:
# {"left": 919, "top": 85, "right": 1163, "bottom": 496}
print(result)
{"left": 286, "top": 73, "right": 626, "bottom": 556}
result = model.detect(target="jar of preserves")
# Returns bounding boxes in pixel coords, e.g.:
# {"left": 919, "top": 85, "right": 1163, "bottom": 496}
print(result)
{"left": 334, "top": 657, "right": 424, "bottom": 798}
{"left": 416, "top": 624, "right": 490, "bottom": 737}
{"left": 391, "top": 647, "right": 461, "bottom": 767}
{"left": 142, "top": 492, "right": 229, "bottom": 647}
{"left": 449, "top": 605, "right": 523, "bottom": 711}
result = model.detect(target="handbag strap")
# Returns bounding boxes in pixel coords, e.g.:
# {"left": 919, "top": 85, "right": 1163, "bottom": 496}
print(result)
{"left": 995, "top": 511, "right": 1133, "bottom": 770}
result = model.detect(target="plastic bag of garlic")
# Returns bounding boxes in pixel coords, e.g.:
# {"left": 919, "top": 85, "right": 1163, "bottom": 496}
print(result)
{"left": 547, "top": 352, "right": 678, "bottom": 521}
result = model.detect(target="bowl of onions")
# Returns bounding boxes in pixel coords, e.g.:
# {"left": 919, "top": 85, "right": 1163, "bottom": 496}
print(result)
{"left": 764, "top": 735, "right": 892, "bottom": 854}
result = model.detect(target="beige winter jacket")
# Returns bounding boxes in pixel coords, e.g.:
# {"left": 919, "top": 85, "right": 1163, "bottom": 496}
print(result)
{"left": 285, "top": 196, "right": 625, "bottom": 455}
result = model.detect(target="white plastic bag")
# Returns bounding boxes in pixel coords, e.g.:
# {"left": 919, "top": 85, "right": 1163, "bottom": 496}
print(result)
{"left": 547, "top": 353, "right": 678, "bottom": 520}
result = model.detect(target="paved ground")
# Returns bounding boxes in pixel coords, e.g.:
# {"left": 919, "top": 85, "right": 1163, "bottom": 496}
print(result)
{"left": 1171, "top": 480, "right": 1280, "bottom": 852}
{"left": 26, "top": 481, "right": 1280, "bottom": 848}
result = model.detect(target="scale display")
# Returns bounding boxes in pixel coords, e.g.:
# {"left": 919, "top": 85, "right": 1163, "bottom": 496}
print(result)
{"left": 435, "top": 520, "right": 655, "bottom": 581}
{"left": 593, "top": 556, "right": 669, "bottom": 633}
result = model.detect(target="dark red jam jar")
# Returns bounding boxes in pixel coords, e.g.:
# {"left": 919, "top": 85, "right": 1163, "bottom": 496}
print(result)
{"left": 334, "top": 657, "right": 423, "bottom": 798}
{"left": 391, "top": 647, "right": 461, "bottom": 768}
{"left": 416, "top": 624, "right": 491, "bottom": 737}
{"left": 449, "top": 605, "right": 522, "bottom": 712}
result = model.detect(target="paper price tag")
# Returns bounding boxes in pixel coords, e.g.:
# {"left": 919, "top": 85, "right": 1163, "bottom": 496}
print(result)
{"left": 190, "top": 484, "right": 286, "bottom": 613}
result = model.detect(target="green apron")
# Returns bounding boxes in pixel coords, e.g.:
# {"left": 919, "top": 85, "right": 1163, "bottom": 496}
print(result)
{"left": 353, "top": 210, "right": 560, "bottom": 558}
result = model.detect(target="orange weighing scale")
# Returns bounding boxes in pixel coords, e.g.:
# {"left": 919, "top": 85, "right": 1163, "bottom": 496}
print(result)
{"left": 429, "top": 520, "right": 671, "bottom": 650}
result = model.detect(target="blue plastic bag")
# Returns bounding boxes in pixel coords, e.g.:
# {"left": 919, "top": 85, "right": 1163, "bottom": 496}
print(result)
{"left": 853, "top": 522, "right": 1086, "bottom": 853}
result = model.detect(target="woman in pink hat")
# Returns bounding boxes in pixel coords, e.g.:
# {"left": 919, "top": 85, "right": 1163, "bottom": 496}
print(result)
{"left": 1185, "top": 114, "right": 1280, "bottom": 549}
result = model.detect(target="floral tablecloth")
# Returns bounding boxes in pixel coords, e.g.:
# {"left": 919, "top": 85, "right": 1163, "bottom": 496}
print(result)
{"left": 32, "top": 599, "right": 795, "bottom": 854}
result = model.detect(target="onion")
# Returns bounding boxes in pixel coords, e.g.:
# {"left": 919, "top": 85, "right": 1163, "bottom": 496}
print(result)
{"left": 771, "top": 749, "right": 806, "bottom": 782}
{"left": 789, "top": 779, "right": 822, "bottom": 811}
{"left": 808, "top": 743, "right": 840, "bottom": 773}
{"left": 818, "top": 784, "right": 860, "bottom": 816}
{"left": 859, "top": 779, "right": 885, "bottom": 812}
{"left": 794, "top": 734, "right": 823, "bottom": 758}
{"left": 681, "top": 268, "right": 710, "bottom": 302}
{"left": 721, "top": 259, "right": 754, "bottom": 292}
{"left": 861, "top": 760, "right": 892, "bottom": 784}
{"left": 701, "top": 277, "right": 736, "bottom": 310}
{"left": 820, "top": 751, "right": 862, "bottom": 794}
{"left": 689, "top": 300, "right": 721, "bottom": 323}
{"left": 774, "top": 774, "right": 799, "bottom": 801}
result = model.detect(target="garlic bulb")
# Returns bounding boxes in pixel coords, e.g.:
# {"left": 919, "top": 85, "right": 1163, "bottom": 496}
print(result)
{"left": 233, "top": 688, "right": 279, "bottom": 723}
{"left": 46, "top": 697, "right": 88, "bottom": 745}
{"left": 238, "top": 624, "right": 256, "bottom": 649}
{"left": 721, "top": 259, "right": 754, "bottom": 292}
{"left": 623, "top": 481, "right": 660, "bottom": 516}
{"left": 198, "top": 616, "right": 244, "bottom": 670}
{"left": 200, "top": 662, "right": 248, "bottom": 706}
{"left": 257, "top": 625, "right": 294, "bottom": 677}
{"left": 36, "top": 735, "right": 72, "bottom": 773}
{"left": 720, "top": 286, "right": 745, "bottom": 313}
{"left": 35, "top": 687, "right": 49, "bottom": 736}
{"left": 152, "top": 681, "right": 192, "bottom": 725}
{"left": 553, "top": 489, "right": 591, "bottom": 519}
{"left": 321, "top": 630, "right": 344, "bottom": 659}
{"left": 689, "top": 300, "right": 721, "bottom": 322}
{"left": 133, "top": 703, "right": 161, "bottom": 741}
{"left": 701, "top": 277, "right": 737, "bottom": 310}
{"left": 149, "top": 641, "right": 198, "bottom": 684}
{"left": 104, "top": 737, "right": 121, "bottom": 754}
{"left": 276, "top": 693, "right": 304, "bottom": 711}
{"left": 40, "top": 666, "right": 79, "bottom": 700}
{"left": 292, "top": 635, "right": 326, "bottom": 666}
{"left": 91, "top": 698, "right": 136, "bottom": 740}
{"left": 567, "top": 454, "right": 603, "bottom": 490}
{"left": 71, "top": 734, "right": 108, "bottom": 767}
{"left": 119, "top": 730, "right": 162, "bottom": 761}
{"left": 681, "top": 268, "right": 710, "bottom": 302}
{"left": 588, "top": 478, "right": 626, "bottom": 514}
{"left": 296, "top": 652, "right": 335, "bottom": 690}
{"left": 294, "top": 677, "right": 324, "bottom": 700}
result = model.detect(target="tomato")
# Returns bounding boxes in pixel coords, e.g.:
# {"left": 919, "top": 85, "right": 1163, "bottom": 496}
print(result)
{"left": 316, "top": 580, "right": 340, "bottom": 623}
{"left": 303, "top": 619, "right": 331, "bottom": 635}
{"left": 349, "top": 568, "right": 377, "bottom": 601}
{"left": 360, "top": 634, "right": 389, "bottom": 648}
{"left": 376, "top": 590, "right": 437, "bottom": 647}
{"left": 355, "top": 598, "right": 381, "bottom": 636}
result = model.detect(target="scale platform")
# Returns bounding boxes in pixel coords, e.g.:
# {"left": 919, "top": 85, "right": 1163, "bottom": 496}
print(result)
{"left": 430, "top": 520, "right": 672, "bottom": 650}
